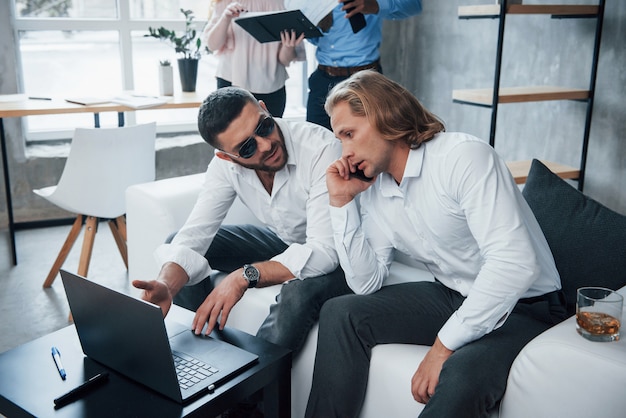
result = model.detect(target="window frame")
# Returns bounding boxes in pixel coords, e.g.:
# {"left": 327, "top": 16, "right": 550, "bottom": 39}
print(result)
{"left": 12, "top": 0, "right": 308, "bottom": 144}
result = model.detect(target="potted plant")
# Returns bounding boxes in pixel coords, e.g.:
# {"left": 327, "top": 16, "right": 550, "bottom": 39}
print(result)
{"left": 145, "top": 9, "right": 208, "bottom": 92}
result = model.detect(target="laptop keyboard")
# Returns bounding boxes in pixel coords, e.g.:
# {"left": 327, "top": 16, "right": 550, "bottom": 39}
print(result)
{"left": 172, "top": 350, "right": 220, "bottom": 390}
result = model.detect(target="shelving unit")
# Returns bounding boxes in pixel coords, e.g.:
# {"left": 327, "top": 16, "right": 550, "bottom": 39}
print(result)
{"left": 453, "top": 1, "right": 605, "bottom": 191}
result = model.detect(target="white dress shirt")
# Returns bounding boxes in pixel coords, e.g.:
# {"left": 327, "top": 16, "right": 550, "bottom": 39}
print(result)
{"left": 330, "top": 132, "right": 561, "bottom": 351}
{"left": 156, "top": 119, "right": 341, "bottom": 285}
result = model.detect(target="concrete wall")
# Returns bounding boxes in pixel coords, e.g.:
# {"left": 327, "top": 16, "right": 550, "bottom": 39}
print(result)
{"left": 381, "top": 0, "right": 625, "bottom": 213}
{"left": 0, "top": 0, "right": 624, "bottom": 228}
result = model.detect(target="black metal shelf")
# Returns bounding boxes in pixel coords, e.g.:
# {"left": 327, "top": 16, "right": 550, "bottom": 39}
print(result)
{"left": 454, "top": 0, "right": 605, "bottom": 191}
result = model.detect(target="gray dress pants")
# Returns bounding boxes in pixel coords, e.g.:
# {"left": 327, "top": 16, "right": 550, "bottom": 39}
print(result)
{"left": 305, "top": 280, "right": 567, "bottom": 418}
{"left": 173, "top": 224, "right": 352, "bottom": 354}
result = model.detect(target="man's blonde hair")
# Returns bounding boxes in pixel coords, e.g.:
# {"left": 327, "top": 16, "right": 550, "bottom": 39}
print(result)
{"left": 325, "top": 71, "right": 445, "bottom": 148}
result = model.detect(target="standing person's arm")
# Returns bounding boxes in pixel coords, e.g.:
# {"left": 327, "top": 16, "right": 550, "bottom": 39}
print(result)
{"left": 340, "top": 0, "right": 380, "bottom": 18}
{"left": 360, "top": 0, "right": 422, "bottom": 19}
{"left": 204, "top": 2, "right": 246, "bottom": 51}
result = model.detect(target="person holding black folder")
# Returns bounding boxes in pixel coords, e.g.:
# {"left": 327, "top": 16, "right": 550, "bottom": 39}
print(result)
{"left": 202, "top": 1, "right": 306, "bottom": 117}
{"left": 286, "top": 0, "right": 422, "bottom": 130}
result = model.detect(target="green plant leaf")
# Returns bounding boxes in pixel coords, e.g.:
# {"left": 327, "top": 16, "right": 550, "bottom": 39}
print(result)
{"left": 144, "top": 9, "right": 205, "bottom": 60}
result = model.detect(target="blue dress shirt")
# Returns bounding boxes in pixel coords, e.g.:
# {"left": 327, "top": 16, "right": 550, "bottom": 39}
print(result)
{"left": 308, "top": 0, "right": 422, "bottom": 67}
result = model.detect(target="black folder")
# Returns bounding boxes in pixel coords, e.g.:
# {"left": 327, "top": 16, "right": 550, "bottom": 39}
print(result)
{"left": 235, "top": 10, "right": 323, "bottom": 43}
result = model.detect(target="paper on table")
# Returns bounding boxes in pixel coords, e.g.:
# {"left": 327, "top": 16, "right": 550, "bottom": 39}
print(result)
{"left": 65, "top": 97, "right": 112, "bottom": 106}
{"left": 111, "top": 94, "right": 167, "bottom": 109}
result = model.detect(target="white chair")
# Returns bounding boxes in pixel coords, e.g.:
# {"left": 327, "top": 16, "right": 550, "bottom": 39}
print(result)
{"left": 34, "top": 123, "right": 156, "bottom": 288}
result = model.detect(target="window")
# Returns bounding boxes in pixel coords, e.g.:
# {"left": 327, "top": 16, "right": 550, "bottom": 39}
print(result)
{"left": 14, "top": 0, "right": 307, "bottom": 142}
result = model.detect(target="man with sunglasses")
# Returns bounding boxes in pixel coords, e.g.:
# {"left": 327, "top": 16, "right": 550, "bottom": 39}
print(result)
{"left": 133, "top": 87, "right": 350, "bottom": 359}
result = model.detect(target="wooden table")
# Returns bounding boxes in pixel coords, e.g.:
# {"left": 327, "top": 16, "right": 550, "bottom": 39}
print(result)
{"left": 0, "top": 93, "right": 205, "bottom": 265}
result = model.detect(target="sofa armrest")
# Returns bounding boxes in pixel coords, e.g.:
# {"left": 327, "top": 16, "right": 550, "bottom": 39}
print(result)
{"left": 126, "top": 173, "right": 206, "bottom": 280}
{"left": 499, "top": 286, "right": 626, "bottom": 418}
{"left": 126, "top": 173, "right": 261, "bottom": 281}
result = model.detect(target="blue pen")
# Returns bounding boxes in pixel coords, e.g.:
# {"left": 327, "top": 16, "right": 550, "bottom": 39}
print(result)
{"left": 51, "top": 346, "right": 67, "bottom": 380}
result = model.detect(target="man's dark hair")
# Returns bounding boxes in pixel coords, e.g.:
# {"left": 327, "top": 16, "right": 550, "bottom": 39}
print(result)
{"left": 197, "top": 87, "right": 258, "bottom": 148}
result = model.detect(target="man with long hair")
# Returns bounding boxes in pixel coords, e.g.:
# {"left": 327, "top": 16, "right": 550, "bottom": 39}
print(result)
{"left": 305, "top": 71, "right": 568, "bottom": 417}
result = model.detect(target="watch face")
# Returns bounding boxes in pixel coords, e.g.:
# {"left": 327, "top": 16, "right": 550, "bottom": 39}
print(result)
{"left": 244, "top": 265, "right": 260, "bottom": 281}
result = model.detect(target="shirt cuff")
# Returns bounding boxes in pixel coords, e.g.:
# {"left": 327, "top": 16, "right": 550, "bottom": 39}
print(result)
{"left": 154, "top": 243, "right": 213, "bottom": 286}
{"left": 437, "top": 312, "right": 482, "bottom": 352}
{"left": 329, "top": 200, "right": 361, "bottom": 234}
{"left": 375, "top": 0, "right": 391, "bottom": 13}
{"left": 271, "top": 243, "right": 313, "bottom": 279}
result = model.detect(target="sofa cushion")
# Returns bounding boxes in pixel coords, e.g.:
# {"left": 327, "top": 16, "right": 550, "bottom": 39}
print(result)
{"left": 522, "top": 159, "right": 626, "bottom": 315}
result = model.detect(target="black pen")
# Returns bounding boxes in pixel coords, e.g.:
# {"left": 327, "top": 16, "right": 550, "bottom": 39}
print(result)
{"left": 53, "top": 372, "right": 109, "bottom": 408}
{"left": 28, "top": 96, "right": 52, "bottom": 100}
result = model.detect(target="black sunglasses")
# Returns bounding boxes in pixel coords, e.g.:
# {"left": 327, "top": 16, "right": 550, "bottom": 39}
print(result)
{"left": 223, "top": 115, "right": 276, "bottom": 159}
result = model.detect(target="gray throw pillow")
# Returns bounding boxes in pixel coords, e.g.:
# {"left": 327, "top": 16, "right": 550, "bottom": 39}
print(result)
{"left": 522, "top": 159, "right": 626, "bottom": 316}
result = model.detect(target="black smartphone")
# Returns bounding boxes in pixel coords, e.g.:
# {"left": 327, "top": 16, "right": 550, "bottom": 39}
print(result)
{"left": 350, "top": 169, "right": 374, "bottom": 182}
{"left": 343, "top": 0, "right": 367, "bottom": 34}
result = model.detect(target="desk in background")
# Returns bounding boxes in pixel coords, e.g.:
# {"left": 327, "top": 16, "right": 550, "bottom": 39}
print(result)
{"left": 0, "top": 93, "right": 205, "bottom": 265}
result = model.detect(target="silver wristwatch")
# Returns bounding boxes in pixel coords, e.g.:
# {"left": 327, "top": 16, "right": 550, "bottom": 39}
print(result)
{"left": 242, "top": 264, "right": 260, "bottom": 288}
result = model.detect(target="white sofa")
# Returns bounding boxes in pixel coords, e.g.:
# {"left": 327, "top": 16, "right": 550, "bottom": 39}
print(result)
{"left": 126, "top": 173, "right": 626, "bottom": 418}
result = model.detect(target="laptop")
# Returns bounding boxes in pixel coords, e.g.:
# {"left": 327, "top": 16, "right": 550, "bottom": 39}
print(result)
{"left": 60, "top": 269, "right": 259, "bottom": 404}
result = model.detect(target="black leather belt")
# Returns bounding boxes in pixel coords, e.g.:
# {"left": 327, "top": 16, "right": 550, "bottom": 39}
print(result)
{"left": 317, "top": 60, "right": 380, "bottom": 77}
{"left": 518, "top": 290, "right": 566, "bottom": 308}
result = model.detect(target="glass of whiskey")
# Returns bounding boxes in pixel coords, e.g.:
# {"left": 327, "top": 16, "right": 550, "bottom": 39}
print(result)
{"left": 576, "top": 287, "right": 623, "bottom": 342}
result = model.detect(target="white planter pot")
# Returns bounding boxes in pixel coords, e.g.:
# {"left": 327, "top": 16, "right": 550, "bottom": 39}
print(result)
{"left": 159, "top": 64, "right": 174, "bottom": 96}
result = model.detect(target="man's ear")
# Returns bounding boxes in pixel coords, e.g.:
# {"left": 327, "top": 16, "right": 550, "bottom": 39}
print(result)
{"left": 215, "top": 151, "right": 234, "bottom": 162}
{"left": 258, "top": 100, "right": 268, "bottom": 113}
